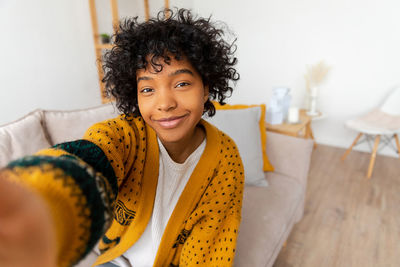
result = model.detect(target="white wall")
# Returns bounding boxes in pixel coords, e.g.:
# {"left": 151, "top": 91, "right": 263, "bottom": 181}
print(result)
{"left": 193, "top": 0, "right": 400, "bottom": 157}
{"left": 0, "top": 0, "right": 100, "bottom": 125}
{"left": 0, "top": 0, "right": 193, "bottom": 126}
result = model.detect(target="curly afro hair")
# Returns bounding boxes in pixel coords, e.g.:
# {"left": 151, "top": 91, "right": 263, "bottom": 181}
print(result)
{"left": 102, "top": 8, "right": 239, "bottom": 117}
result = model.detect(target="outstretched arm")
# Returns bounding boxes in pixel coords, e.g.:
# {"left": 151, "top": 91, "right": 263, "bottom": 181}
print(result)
{"left": 0, "top": 115, "right": 139, "bottom": 267}
{"left": 0, "top": 175, "right": 56, "bottom": 267}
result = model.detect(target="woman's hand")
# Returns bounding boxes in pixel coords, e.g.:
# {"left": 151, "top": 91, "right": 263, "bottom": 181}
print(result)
{"left": 0, "top": 175, "right": 57, "bottom": 267}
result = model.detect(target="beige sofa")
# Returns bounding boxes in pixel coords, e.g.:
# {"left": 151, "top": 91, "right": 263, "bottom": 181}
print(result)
{"left": 0, "top": 104, "right": 313, "bottom": 267}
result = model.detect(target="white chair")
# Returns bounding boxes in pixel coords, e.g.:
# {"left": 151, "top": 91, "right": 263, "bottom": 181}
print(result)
{"left": 341, "top": 87, "right": 400, "bottom": 178}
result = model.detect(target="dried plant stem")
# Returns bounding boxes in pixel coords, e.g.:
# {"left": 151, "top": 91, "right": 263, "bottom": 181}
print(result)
{"left": 304, "top": 60, "right": 331, "bottom": 92}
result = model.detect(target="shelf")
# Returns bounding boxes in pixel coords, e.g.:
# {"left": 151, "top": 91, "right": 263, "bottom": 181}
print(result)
{"left": 89, "top": 0, "right": 168, "bottom": 102}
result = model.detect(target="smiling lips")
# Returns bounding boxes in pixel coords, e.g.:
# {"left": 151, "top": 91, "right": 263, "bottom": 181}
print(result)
{"left": 154, "top": 114, "right": 188, "bottom": 129}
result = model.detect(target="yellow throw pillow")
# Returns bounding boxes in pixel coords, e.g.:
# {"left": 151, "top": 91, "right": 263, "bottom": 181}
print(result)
{"left": 212, "top": 102, "right": 274, "bottom": 172}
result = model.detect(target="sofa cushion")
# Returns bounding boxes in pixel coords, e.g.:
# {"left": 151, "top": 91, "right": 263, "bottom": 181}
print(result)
{"left": 212, "top": 102, "right": 274, "bottom": 172}
{"left": 266, "top": 131, "right": 313, "bottom": 188}
{"left": 0, "top": 110, "right": 51, "bottom": 167}
{"left": 235, "top": 173, "right": 304, "bottom": 267}
{"left": 205, "top": 106, "right": 268, "bottom": 186}
{"left": 43, "top": 104, "right": 119, "bottom": 145}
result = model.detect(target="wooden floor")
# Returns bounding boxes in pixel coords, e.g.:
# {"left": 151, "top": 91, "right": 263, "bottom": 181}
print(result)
{"left": 273, "top": 144, "right": 400, "bottom": 267}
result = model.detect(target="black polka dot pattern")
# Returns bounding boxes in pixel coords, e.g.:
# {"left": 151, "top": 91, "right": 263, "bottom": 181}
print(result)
{"left": 172, "top": 131, "right": 244, "bottom": 266}
{"left": 83, "top": 115, "right": 149, "bottom": 242}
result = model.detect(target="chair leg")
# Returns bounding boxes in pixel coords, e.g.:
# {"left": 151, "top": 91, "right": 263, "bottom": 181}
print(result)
{"left": 394, "top": 134, "right": 400, "bottom": 158}
{"left": 341, "top": 133, "right": 363, "bottom": 161}
{"left": 367, "top": 135, "right": 381, "bottom": 179}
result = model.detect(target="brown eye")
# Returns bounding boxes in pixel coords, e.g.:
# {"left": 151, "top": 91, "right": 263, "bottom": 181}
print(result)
{"left": 176, "top": 82, "right": 190, "bottom": 88}
{"left": 140, "top": 88, "right": 154, "bottom": 93}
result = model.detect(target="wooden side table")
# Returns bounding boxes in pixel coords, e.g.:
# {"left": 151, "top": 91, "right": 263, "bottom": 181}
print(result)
{"left": 266, "top": 109, "right": 317, "bottom": 145}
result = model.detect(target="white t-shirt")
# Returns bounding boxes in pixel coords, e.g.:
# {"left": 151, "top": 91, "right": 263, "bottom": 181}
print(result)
{"left": 108, "top": 138, "right": 206, "bottom": 267}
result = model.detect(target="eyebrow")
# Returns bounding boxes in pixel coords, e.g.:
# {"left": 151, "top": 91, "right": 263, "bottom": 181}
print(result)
{"left": 169, "top": 69, "right": 194, "bottom": 77}
{"left": 137, "top": 68, "right": 194, "bottom": 83}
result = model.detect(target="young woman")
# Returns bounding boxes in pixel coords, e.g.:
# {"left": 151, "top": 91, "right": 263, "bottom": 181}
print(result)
{"left": 0, "top": 8, "right": 244, "bottom": 267}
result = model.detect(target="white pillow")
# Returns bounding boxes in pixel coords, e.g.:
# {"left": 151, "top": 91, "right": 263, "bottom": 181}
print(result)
{"left": 205, "top": 107, "right": 268, "bottom": 187}
{"left": 43, "top": 103, "right": 119, "bottom": 145}
{"left": 0, "top": 110, "right": 51, "bottom": 168}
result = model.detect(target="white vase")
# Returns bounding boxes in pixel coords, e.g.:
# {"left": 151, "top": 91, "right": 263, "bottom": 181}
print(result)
{"left": 307, "top": 87, "right": 319, "bottom": 116}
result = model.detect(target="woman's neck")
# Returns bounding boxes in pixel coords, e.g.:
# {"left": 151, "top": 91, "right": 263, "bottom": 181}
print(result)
{"left": 160, "top": 125, "right": 205, "bottom": 164}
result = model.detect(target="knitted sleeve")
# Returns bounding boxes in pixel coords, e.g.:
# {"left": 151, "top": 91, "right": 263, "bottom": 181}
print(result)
{"left": 1, "top": 115, "right": 140, "bottom": 267}
{"left": 177, "top": 135, "right": 245, "bottom": 266}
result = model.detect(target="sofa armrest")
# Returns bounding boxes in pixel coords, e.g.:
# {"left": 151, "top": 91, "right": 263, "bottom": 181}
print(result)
{"left": 266, "top": 131, "right": 314, "bottom": 188}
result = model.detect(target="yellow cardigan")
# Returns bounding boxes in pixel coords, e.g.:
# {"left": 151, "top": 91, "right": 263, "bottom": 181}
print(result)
{"left": 3, "top": 114, "right": 244, "bottom": 267}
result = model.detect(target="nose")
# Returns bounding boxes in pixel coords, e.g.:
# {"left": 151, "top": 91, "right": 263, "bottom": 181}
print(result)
{"left": 156, "top": 89, "right": 177, "bottom": 112}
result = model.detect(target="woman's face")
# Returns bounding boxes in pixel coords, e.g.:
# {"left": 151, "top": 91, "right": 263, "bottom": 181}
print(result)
{"left": 136, "top": 56, "right": 209, "bottom": 146}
